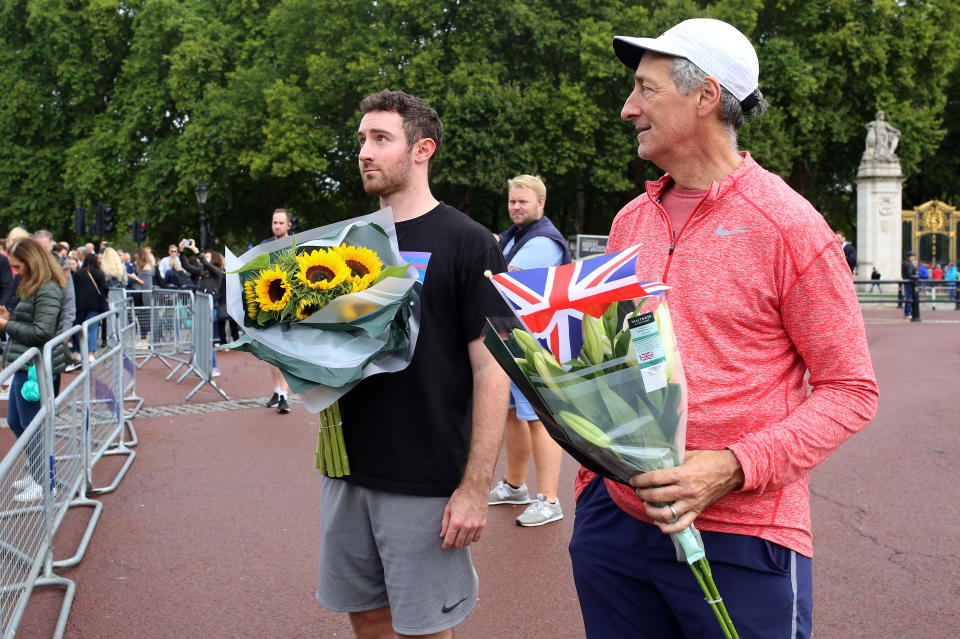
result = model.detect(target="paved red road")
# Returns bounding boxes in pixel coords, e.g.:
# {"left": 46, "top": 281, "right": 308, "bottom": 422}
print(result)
{"left": 9, "top": 307, "right": 960, "bottom": 638}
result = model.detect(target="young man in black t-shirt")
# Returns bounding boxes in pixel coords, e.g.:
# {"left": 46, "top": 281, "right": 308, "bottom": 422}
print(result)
{"left": 314, "top": 90, "right": 510, "bottom": 638}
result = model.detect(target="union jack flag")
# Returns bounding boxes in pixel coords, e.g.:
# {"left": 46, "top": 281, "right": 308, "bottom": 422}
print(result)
{"left": 489, "top": 245, "right": 669, "bottom": 363}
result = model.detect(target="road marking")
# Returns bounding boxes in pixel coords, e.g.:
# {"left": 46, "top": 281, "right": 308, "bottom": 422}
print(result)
{"left": 136, "top": 396, "right": 302, "bottom": 418}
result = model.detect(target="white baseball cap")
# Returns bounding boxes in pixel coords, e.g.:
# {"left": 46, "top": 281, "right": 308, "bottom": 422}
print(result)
{"left": 613, "top": 19, "right": 759, "bottom": 109}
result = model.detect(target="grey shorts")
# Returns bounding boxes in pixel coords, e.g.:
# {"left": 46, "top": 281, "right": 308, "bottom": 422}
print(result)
{"left": 316, "top": 477, "right": 479, "bottom": 635}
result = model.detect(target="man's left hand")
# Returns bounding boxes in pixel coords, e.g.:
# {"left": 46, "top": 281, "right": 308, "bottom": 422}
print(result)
{"left": 440, "top": 484, "right": 488, "bottom": 550}
{"left": 630, "top": 449, "right": 744, "bottom": 534}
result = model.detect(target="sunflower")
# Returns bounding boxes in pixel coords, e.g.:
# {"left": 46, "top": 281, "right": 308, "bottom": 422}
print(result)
{"left": 349, "top": 273, "right": 376, "bottom": 294}
{"left": 243, "top": 280, "right": 259, "bottom": 318}
{"left": 296, "top": 249, "right": 350, "bottom": 291}
{"left": 253, "top": 266, "right": 292, "bottom": 312}
{"left": 295, "top": 296, "right": 325, "bottom": 320}
{"left": 336, "top": 245, "right": 383, "bottom": 285}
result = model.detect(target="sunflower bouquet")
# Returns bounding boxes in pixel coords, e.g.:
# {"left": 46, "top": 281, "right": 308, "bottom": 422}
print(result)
{"left": 225, "top": 208, "right": 421, "bottom": 477}
{"left": 241, "top": 242, "right": 396, "bottom": 328}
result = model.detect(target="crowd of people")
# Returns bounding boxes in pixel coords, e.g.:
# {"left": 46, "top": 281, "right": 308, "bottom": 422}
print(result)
{"left": 0, "top": 227, "right": 242, "bottom": 498}
{"left": 917, "top": 260, "right": 958, "bottom": 288}
{"left": 0, "top": 228, "right": 239, "bottom": 388}
{"left": 900, "top": 251, "right": 959, "bottom": 314}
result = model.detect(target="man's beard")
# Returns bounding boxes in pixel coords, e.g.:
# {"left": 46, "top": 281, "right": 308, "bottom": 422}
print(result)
{"left": 361, "top": 154, "right": 411, "bottom": 197}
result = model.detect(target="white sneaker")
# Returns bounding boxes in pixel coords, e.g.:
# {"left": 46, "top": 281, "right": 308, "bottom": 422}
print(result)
{"left": 88, "top": 353, "right": 96, "bottom": 363}
{"left": 13, "top": 480, "right": 43, "bottom": 502}
{"left": 211, "top": 367, "right": 221, "bottom": 378}
{"left": 488, "top": 478, "right": 532, "bottom": 505}
{"left": 515, "top": 494, "right": 563, "bottom": 527}
{"left": 12, "top": 476, "right": 33, "bottom": 489}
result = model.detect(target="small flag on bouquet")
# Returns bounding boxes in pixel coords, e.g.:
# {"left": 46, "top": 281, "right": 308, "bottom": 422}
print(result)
{"left": 488, "top": 245, "right": 668, "bottom": 362}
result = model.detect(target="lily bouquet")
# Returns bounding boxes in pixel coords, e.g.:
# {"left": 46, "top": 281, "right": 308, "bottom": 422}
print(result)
{"left": 483, "top": 246, "right": 739, "bottom": 638}
{"left": 224, "top": 208, "right": 420, "bottom": 477}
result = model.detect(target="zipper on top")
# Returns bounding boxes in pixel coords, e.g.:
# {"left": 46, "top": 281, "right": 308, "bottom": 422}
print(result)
{"left": 654, "top": 186, "right": 710, "bottom": 282}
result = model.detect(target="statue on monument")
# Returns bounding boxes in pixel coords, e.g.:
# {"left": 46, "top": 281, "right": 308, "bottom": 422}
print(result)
{"left": 862, "top": 110, "right": 901, "bottom": 163}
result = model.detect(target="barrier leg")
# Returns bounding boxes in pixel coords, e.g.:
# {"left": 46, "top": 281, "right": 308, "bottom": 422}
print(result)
{"left": 28, "top": 575, "right": 76, "bottom": 639}
{"left": 186, "top": 377, "right": 230, "bottom": 401}
{"left": 87, "top": 446, "right": 135, "bottom": 496}
{"left": 51, "top": 497, "right": 103, "bottom": 570}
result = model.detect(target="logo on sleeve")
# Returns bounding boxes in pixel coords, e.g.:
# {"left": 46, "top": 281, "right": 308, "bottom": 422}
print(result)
{"left": 715, "top": 225, "right": 752, "bottom": 236}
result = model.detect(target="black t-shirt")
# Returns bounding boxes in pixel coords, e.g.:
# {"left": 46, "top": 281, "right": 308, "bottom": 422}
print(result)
{"left": 339, "top": 202, "right": 508, "bottom": 497}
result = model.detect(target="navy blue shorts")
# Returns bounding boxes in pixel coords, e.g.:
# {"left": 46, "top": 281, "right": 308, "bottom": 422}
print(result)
{"left": 569, "top": 477, "right": 812, "bottom": 639}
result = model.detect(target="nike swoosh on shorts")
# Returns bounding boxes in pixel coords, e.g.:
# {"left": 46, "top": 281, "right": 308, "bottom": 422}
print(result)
{"left": 441, "top": 597, "right": 468, "bottom": 614}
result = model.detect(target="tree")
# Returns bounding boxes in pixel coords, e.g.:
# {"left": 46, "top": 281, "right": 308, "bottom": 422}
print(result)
{"left": 749, "top": 0, "right": 960, "bottom": 229}
{"left": 0, "top": 0, "right": 130, "bottom": 239}
{"left": 1, "top": 0, "right": 958, "bottom": 248}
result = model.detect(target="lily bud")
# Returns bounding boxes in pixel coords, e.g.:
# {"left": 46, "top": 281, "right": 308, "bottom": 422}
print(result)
{"left": 558, "top": 411, "right": 612, "bottom": 448}
{"left": 512, "top": 328, "right": 542, "bottom": 360}
{"left": 532, "top": 351, "right": 567, "bottom": 401}
{"left": 655, "top": 300, "right": 676, "bottom": 381}
{"left": 581, "top": 314, "right": 604, "bottom": 365}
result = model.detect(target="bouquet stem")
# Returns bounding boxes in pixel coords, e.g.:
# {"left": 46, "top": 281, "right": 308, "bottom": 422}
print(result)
{"left": 315, "top": 401, "right": 350, "bottom": 477}
{"left": 667, "top": 525, "right": 738, "bottom": 638}
{"left": 687, "top": 557, "right": 738, "bottom": 638}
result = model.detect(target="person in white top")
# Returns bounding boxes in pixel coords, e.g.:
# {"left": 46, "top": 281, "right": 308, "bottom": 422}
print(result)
{"left": 157, "top": 244, "right": 181, "bottom": 281}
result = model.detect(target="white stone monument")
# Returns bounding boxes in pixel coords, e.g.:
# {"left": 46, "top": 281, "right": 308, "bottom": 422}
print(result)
{"left": 856, "top": 111, "right": 903, "bottom": 282}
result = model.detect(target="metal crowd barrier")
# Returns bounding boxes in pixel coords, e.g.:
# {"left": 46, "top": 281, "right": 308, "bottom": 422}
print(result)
{"left": 111, "top": 287, "right": 227, "bottom": 402}
{"left": 0, "top": 348, "right": 75, "bottom": 638}
{"left": 126, "top": 285, "right": 157, "bottom": 368}
{"left": 110, "top": 286, "right": 231, "bottom": 401}
{"left": 0, "top": 303, "right": 139, "bottom": 638}
{"left": 108, "top": 290, "right": 143, "bottom": 437}
{"left": 0, "top": 285, "right": 228, "bottom": 636}
{"left": 114, "top": 285, "right": 192, "bottom": 369}
{"left": 121, "top": 286, "right": 189, "bottom": 371}
{"left": 855, "top": 278, "right": 959, "bottom": 321}
{"left": 181, "top": 293, "right": 229, "bottom": 401}
{"left": 153, "top": 289, "right": 195, "bottom": 376}
{"left": 74, "top": 310, "right": 136, "bottom": 497}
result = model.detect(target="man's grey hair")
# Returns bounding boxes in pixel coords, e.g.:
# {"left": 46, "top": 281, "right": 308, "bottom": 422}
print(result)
{"left": 670, "top": 57, "right": 768, "bottom": 146}
{"left": 34, "top": 229, "right": 53, "bottom": 242}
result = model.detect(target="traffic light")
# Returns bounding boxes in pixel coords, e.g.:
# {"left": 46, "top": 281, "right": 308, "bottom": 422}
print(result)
{"left": 74, "top": 207, "right": 86, "bottom": 236}
{"left": 101, "top": 205, "right": 114, "bottom": 234}
{"left": 136, "top": 220, "right": 148, "bottom": 242}
{"left": 128, "top": 220, "right": 138, "bottom": 242}
{"left": 94, "top": 203, "right": 104, "bottom": 235}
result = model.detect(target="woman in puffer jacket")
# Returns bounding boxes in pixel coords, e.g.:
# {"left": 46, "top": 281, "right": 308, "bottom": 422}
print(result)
{"left": 0, "top": 237, "right": 69, "bottom": 502}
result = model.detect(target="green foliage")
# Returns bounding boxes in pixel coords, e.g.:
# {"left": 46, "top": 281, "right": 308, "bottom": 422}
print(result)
{"left": 1, "top": 0, "right": 958, "bottom": 248}
{"left": 751, "top": 0, "right": 960, "bottom": 227}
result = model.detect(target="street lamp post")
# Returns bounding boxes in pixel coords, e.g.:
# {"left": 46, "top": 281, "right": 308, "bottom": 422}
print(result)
{"left": 194, "top": 180, "right": 209, "bottom": 250}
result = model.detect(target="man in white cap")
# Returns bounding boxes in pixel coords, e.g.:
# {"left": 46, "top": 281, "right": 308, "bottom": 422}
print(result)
{"left": 567, "top": 19, "right": 878, "bottom": 638}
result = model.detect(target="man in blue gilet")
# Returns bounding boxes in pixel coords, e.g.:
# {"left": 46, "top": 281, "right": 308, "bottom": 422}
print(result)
{"left": 488, "top": 175, "right": 572, "bottom": 526}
